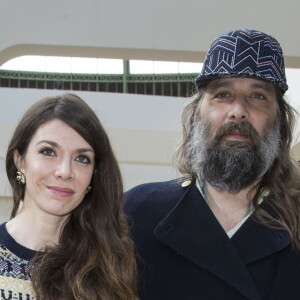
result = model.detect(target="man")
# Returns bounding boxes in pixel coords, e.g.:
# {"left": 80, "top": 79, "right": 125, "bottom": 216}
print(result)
{"left": 125, "top": 29, "right": 300, "bottom": 300}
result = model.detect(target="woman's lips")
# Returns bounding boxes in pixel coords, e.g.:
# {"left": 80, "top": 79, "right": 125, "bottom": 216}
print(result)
{"left": 48, "top": 186, "right": 75, "bottom": 197}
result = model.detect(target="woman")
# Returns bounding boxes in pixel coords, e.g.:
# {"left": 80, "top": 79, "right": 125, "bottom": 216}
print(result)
{"left": 1, "top": 93, "right": 137, "bottom": 299}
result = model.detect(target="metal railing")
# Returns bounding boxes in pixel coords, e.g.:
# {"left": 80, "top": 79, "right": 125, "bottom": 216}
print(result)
{"left": 0, "top": 69, "right": 197, "bottom": 97}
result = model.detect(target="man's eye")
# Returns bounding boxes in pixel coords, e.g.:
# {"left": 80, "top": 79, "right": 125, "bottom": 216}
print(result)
{"left": 39, "top": 148, "right": 55, "bottom": 156}
{"left": 216, "top": 92, "right": 231, "bottom": 98}
{"left": 76, "top": 155, "right": 90, "bottom": 164}
{"left": 251, "top": 93, "right": 265, "bottom": 100}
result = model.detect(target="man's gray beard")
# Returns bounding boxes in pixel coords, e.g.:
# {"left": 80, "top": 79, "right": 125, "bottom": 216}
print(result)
{"left": 188, "top": 119, "right": 280, "bottom": 193}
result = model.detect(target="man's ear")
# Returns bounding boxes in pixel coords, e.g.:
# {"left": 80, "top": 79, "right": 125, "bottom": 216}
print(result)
{"left": 13, "top": 150, "right": 24, "bottom": 172}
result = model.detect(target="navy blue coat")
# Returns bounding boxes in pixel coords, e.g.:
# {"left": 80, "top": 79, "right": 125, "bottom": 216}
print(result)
{"left": 124, "top": 179, "right": 300, "bottom": 300}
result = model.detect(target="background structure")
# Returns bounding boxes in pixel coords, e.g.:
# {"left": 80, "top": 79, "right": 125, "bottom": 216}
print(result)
{"left": 1, "top": 0, "right": 300, "bottom": 221}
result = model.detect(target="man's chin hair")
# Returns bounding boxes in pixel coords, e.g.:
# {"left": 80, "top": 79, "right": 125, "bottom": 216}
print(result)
{"left": 189, "top": 119, "right": 280, "bottom": 193}
{"left": 203, "top": 174, "right": 258, "bottom": 194}
{"left": 199, "top": 142, "right": 264, "bottom": 193}
{"left": 205, "top": 180, "right": 254, "bottom": 194}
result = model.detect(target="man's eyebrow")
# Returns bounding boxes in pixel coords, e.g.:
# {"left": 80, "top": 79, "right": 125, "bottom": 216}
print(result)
{"left": 206, "top": 79, "right": 233, "bottom": 90}
{"left": 206, "top": 78, "right": 274, "bottom": 92}
{"left": 250, "top": 81, "right": 274, "bottom": 91}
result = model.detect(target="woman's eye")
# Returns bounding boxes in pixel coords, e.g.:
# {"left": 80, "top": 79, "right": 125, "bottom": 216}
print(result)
{"left": 39, "top": 148, "right": 55, "bottom": 156}
{"left": 76, "top": 155, "right": 90, "bottom": 164}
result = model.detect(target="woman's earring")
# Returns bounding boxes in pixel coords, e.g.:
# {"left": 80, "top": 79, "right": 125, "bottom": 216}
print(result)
{"left": 86, "top": 185, "right": 92, "bottom": 194}
{"left": 16, "top": 171, "right": 26, "bottom": 185}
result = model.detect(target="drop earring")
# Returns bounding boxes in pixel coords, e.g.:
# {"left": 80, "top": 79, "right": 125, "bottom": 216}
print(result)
{"left": 16, "top": 171, "right": 26, "bottom": 185}
{"left": 86, "top": 185, "right": 92, "bottom": 194}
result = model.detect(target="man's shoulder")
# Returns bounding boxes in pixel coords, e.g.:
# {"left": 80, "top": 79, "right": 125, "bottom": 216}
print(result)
{"left": 125, "top": 178, "right": 188, "bottom": 200}
{"left": 124, "top": 178, "right": 193, "bottom": 215}
{"left": 126, "top": 178, "right": 182, "bottom": 194}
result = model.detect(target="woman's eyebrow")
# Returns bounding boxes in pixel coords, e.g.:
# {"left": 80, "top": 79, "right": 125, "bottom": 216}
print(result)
{"left": 36, "top": 140, "right": 94, "bottom": 153}
{"left": 36, "top": 140, "right": 58, "bottom": 147}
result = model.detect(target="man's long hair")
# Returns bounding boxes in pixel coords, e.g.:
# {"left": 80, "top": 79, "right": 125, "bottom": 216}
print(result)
{"left": 173, "top": 87, "right": 300, "bottom": 250}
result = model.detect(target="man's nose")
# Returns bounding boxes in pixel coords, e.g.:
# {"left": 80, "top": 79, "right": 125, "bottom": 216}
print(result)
{"left": 227, "top": 97, "right": 249, "bottom": 121}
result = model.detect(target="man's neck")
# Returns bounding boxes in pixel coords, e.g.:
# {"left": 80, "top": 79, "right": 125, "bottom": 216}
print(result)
{"left": 205, "top": 182, "right": 258, "bottom": 232}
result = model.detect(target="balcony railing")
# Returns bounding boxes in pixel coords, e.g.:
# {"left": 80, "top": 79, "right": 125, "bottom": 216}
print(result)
{"left": 0, "top": 70, "right": 197, "bottom": 97}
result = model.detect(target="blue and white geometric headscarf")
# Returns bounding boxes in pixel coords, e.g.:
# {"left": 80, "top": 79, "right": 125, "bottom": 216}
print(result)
{"left": 195, "top": 29, "right": 288, "bottom": 93}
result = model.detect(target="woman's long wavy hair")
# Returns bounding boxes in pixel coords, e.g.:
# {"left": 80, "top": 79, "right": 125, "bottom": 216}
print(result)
{"left": 6, "top": 93, "right": 137, "bottom": 299}
{"left": 174, "top": 86, "right": 300, "bottom": 250}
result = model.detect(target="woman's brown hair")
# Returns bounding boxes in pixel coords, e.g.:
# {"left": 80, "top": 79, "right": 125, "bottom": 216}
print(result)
{"left": 174, "top": 87, "right": 300, "bottom": 250}
{"left": 6, "top": 93, "right": 137, "bottom": 299}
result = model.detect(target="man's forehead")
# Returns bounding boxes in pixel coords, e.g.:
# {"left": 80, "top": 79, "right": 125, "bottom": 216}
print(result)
{"left": 206, "top": 77, "right": 275, "bottom": 91}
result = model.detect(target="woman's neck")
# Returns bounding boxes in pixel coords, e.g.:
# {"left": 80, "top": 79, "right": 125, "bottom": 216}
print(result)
{"left": 6, "top": 210, "right": 66, "bottom": 251}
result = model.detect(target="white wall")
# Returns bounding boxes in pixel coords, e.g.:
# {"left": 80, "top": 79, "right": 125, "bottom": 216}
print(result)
{"left": 0, "top": 88, "right": 186, "bottom": 222}
{"left": 0, "top": 88, "right": 186, "bottom": 195}
{"left": 1, "top": 0, "right": 300, "bottom": 221}
{"left": 1, "top": 0, "right": 300, "bottom": 67}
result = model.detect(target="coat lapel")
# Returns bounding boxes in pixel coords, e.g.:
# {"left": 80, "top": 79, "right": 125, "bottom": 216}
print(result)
{"left": 231, "top": 209, "right": 290, "bottom": 264}
{"left": 154, "top": 182, "right": 261, "bottom": 300}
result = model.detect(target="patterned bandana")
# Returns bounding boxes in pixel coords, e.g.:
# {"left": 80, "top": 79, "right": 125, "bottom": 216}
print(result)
{"left": 195, "top": 29, "right": 288, "bottom": 93}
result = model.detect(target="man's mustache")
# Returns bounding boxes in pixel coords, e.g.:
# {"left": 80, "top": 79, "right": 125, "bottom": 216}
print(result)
{"left": 214, "top": 121, "right": 260, "bottom": 143}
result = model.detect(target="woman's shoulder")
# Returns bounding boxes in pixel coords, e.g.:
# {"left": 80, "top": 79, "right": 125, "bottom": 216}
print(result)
{"left": 0, "top": 222, "right": 37, "bottom": 262}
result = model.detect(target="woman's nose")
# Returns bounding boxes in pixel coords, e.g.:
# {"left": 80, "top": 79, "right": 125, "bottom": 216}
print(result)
{"left": 54, "top": 159, "right": 74, "bottom": 180}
